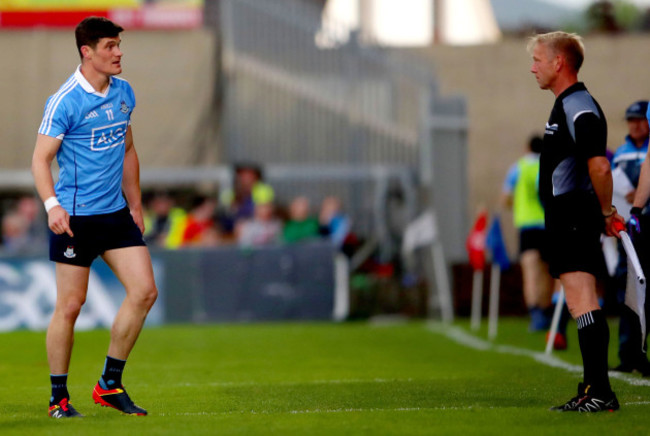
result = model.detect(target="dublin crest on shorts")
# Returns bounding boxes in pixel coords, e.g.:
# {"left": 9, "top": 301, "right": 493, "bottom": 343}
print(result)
{"left": 64, "top": 246, "right": 77, "bottom": 259}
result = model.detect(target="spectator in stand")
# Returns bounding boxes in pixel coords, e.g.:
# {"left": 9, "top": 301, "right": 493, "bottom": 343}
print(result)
{"left": 236, "top": 200, "right": 282, "bottom": 248}
{"left": 142, "top": 191, "right": 188, "bottom": 249}
{"left": 181, "top": 195, "right": 220, "bottom": 247}
{"left": 219, "top": 163, "right": 275, "bottom": 235}
{"left": 318, "top": 196, "right": 351, "bottom": 248}
{"left": 1, "top": 196, "right": 44, "bottom": 254}
{"left": 283, "top": 196, "right": 320, "bottom": 243}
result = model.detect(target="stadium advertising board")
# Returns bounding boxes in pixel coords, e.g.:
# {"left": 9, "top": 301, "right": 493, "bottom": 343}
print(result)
{"left": 0, "top": 257, "right": 165, "bottom": 331}
{"left": 0, "top": 0, "right": 203, "bottom": 28}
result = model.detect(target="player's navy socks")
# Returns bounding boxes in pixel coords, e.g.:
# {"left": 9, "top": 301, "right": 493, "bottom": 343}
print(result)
{"left": 100, "top": 356, "right": 126, "bottom": 389}
{"left": 577, "top": 310, "right": 612, "bottom": 394}
{"left": 50, "top": 374, "right": 69, "bottom": 405}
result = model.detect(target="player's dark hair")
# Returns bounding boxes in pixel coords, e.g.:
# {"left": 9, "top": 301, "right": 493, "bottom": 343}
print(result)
{"left": 75, "top": 17, "right": 124, "bottom": 59}
{"left": 529, "top": 135, "right": 544, "bottom": 154}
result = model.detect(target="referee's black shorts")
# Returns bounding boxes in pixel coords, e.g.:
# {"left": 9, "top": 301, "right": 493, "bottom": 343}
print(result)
{"left": 545, "top": 194, "right": 606, "bottom": 279}
{"left": 547, "top": 226, "right": 607, "bottom": 279}
{"left": 50, "top": 207, "right": 145, "bottom": 267}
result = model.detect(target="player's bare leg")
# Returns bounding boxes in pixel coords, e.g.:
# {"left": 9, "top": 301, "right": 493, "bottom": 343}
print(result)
{"left": 93, "top": 245, "right": 157, "bottom": 415}
{"left": 47, "top": 263, "right": 90, "bottom": 418}
{"left": 102, "top": 246, "right": 157, "bottom": 359}
{"left": 521, "top": 249, "right": 553, "bottom": 330}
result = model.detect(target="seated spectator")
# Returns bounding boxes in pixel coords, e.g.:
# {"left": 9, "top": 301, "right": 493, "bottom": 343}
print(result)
{"left": 318, "top": 196, "right": 351, "bottom": 247}
{"left": 143, "top": 191, "right": 188, "bottom": 249}
{"left": 1, "top": 196, "right": 44, "bottom": 254}
{"left": 2, "top": 211, "right": 31, "bottom": 253}
{"left": 219, "top": 163, "right": 275, "bottom": 235}
{"left": 283, "top": 196, "right": 320, "bottom": 244}
{"left": 181, "top": 195, "right": 221, "bottom": 247}
{"left": 236, "top": 201, "right": 282, "bottom": 248}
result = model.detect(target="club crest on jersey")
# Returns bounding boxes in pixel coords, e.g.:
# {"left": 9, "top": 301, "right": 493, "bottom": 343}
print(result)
{"left": 90, "top": 121, "right": 128, "bottom": 151}
{"left": 120, "top": 101, "right": 130, "bottom": 114}
{"left": 64, "top": 246, "right": 77, "bottom": 259}
{"left": 545, "top": 122, "right": 559, "bottom": 135}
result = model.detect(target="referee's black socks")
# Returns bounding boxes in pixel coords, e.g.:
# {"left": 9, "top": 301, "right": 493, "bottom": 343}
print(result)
{"left": 576, "top": 309, "right": 612, "bottom": 395}
{"left": 100, "top": 355, "right": 127, "bottom": 390}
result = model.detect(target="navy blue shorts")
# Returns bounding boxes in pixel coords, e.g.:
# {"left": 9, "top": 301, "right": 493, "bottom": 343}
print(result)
{"left": 519, "top": 227, "right": 548, "bottom": 258}
{"left": 50, "top": 207, "right": 145, "bottom": 267}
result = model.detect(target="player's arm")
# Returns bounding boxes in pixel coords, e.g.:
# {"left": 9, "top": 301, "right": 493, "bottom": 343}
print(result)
{"left": 632, "top": 150, "right": 650, "bottom": 209}
{"left": 31, "top": 134, "right": 73, "bottom": 237}
{"left": 500, "top": 163, "right": 519, "bottom": 210}
{"left": 122, "top": 126, "right": 144, "bottom": 234}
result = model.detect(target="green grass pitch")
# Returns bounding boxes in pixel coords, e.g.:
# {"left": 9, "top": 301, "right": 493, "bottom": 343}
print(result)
{"left": 1, "top": 318, "right": 649, "bottom": 435}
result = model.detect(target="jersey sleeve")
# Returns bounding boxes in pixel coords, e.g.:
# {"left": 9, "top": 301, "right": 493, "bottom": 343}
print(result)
{"left": 574, "top": 112, "right": 607, "bottom": 160}
{"left": 38, "top": 95, "right": 72, "bottom": 139}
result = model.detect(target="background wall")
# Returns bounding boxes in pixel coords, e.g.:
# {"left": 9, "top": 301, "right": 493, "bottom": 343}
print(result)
{"left": 0, "top": 29, "right": 219, "bottom": 170}
{"left": 411, "top": 34, "right": 650, "bottom": 252}
{"left": 1, "top": 30, "right": 648, "bottom": 253}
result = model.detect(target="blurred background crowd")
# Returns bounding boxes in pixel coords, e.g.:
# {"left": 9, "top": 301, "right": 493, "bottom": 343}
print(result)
{"left": 0, "top": 163, "right": 356, "bottom": 255}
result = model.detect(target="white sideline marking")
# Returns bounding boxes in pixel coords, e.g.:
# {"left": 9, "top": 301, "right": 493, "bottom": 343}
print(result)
{"left": 428, "top": 323, "right": 650, "bottom": 387}
{"left": 159, "top": 406, "right": 474, "bottom": 417}
{"left": 177, "top": 378, "right": 415, "bottom": 388}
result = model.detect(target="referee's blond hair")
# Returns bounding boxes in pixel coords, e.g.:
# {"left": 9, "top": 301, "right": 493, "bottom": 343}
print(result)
{"left": 527, "top": 31, "right": 585, "bottom": 73}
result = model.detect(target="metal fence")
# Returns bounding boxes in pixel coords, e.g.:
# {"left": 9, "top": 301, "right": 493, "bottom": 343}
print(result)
{"left": 215, "top": 0, "right": 468, "bottom": 262}
{"left": 212, "top": 0, "right": 468, "bottom": 319}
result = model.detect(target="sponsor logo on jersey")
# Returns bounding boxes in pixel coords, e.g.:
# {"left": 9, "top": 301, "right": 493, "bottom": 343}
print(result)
{"left": 85, "top": 110, "right": 99, "bottom": 119}
{"left": 90, "top": 121, "right": 128, "bottom": 151}
{"left": 120, "top": 101, "right": 130, "bottom": 114}
{"left": 545, "top": 122, "right": 558, "bottom": 135}
{"left": 64, "top": 246, "right": 77, "bottom": 259}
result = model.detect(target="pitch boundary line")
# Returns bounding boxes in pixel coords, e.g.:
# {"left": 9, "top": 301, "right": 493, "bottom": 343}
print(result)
{"left": 159, "top": 406, "right": 475, "bottom": 417}
{"left": 427, "top": 322, "right": 650, "bottom": 387}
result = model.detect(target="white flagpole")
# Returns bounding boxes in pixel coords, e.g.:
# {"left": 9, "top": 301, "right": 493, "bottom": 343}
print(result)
{"left": 470, "top": 269, "right": 483, "bottom": 331}
{"left": 545, "top": 287, "right": 565, "bottom": 355}
{"left": 488, "top": 263, "right": 500, "bottom": 340}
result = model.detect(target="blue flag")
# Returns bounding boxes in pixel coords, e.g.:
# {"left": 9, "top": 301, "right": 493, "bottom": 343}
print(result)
{"left": 486, "top": 215, "right": 510, "bottom": 270}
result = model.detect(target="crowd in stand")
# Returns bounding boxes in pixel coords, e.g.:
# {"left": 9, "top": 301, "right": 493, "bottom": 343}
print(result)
{"left": 0, "top": 164, "right": 354, "bottom": 254}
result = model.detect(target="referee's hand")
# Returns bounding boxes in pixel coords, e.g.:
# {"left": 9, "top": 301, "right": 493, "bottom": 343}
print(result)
{"left": 48, "top": 206, "right": 74, "bottom": 237}
{"left": 605, "top": 213, "right": 625, "bottom": 239}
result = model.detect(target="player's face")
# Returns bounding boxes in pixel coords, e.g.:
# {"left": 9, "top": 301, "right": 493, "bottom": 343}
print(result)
{"left": 87, "top": 37, "right": 123, "bottom": 76}
{"left": 530, "top": 43, "right": 557, "bottom": 90}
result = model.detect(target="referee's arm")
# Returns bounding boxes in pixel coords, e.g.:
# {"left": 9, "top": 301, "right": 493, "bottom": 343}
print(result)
{"left": 588, "top": 156, "right": 623, "bottom": 237}
{"left": 122, "top": 126, "right": 144, "bottom": 234}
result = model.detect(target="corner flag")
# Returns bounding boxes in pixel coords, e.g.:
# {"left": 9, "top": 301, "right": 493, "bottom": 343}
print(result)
{"left": 486, "top": 215, "right": 510, "bottom": 270}
{"left": 620, "top": 231, "right": 647, "bottom": 353}
{"left": 466, "top": 210, "right": 487, "bottom": 271}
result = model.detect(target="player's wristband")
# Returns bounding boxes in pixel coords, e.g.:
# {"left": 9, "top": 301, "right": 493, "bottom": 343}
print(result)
{"left": 44, "top": 196, "right": 60, "bottom": 213}
{"left": 603, "top": 205, "right": 616, "bottom": 218}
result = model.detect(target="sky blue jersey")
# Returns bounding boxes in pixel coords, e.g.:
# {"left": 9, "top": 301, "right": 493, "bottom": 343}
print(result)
{"left": 38, "top": 67, "right": 135, "bottom": 216}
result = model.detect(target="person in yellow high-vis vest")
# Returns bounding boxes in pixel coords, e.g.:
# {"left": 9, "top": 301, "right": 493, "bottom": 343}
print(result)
{"left": 502, "top": 135, "right": 555, "bottom": 333}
